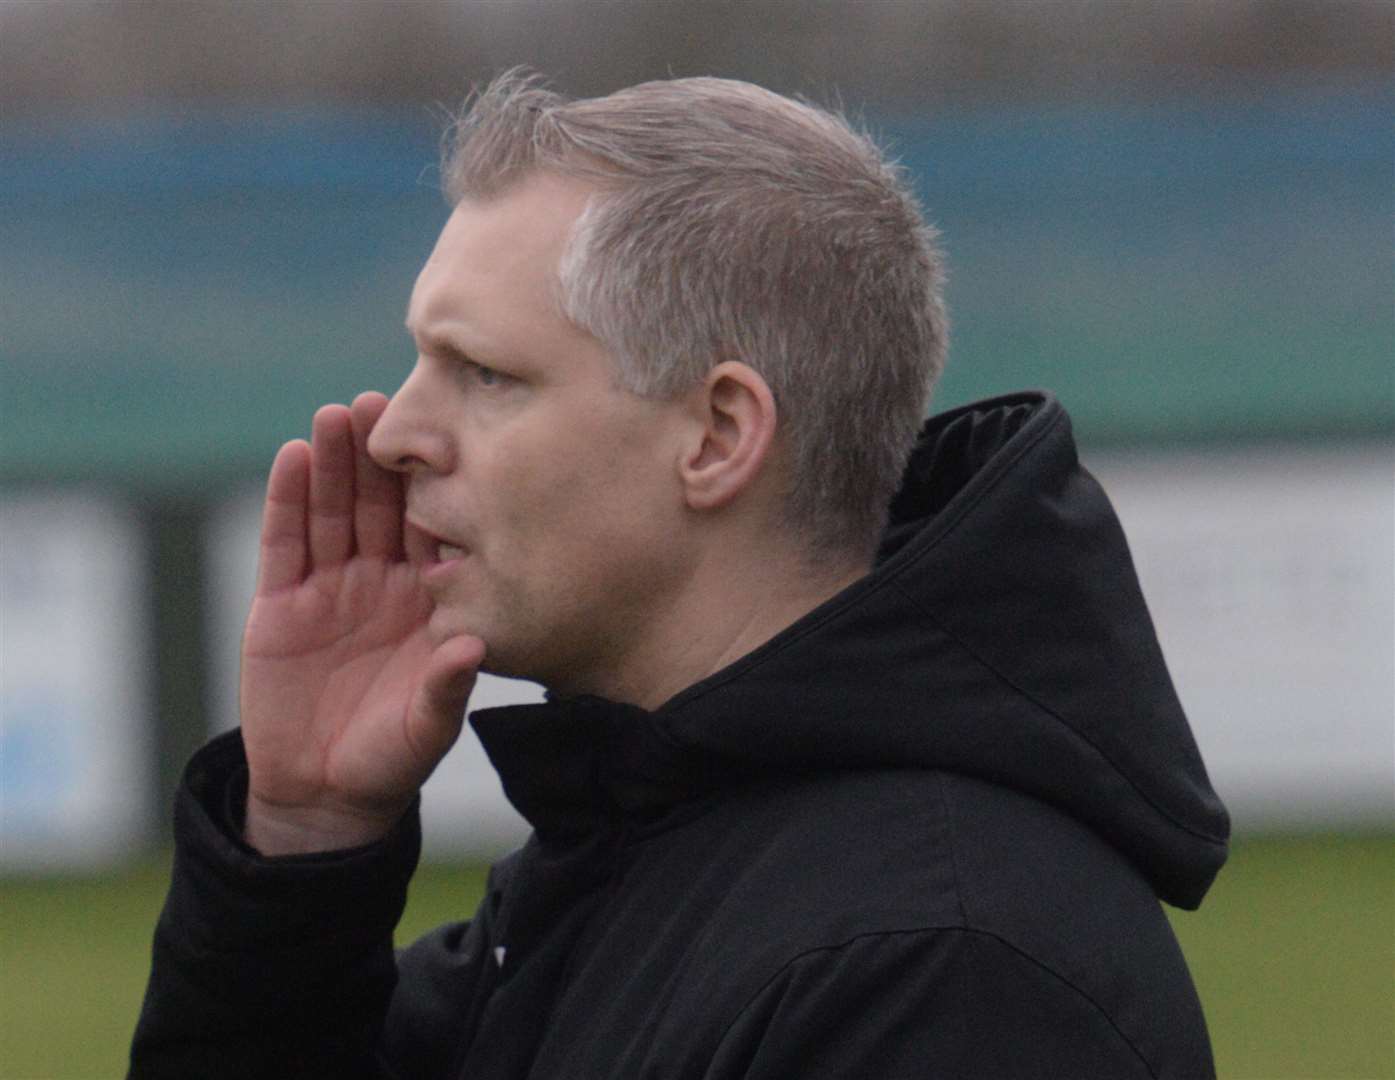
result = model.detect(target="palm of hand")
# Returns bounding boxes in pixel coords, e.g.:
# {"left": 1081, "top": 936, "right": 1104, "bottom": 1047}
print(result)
{"left": 243, "top": 556, "right": 439, "bottom": 817}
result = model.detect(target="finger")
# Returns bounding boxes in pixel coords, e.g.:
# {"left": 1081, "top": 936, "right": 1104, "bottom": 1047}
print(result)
{"left": 255, "top": 439, "right": 311, "bottom": 595}
{"left": 349, "top": 392, "right": 404, "bottom": 561}
{"left": 307, "top": 404, "right": 356, "bottom": 569}
{"left": 407, "top": 635, "right": 487, "bottom": 767}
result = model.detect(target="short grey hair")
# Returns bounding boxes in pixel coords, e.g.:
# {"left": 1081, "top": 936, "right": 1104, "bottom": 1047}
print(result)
{"left": 443, "top": 69, "right": 948, "bottom": 558}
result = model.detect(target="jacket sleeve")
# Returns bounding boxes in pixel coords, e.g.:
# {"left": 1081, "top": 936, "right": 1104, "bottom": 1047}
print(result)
{"left": 703, "top": 928, "right": 1171, "bottom": 1080}
{"left": 127, "top": 730, "right": 452, "bottom": 1080}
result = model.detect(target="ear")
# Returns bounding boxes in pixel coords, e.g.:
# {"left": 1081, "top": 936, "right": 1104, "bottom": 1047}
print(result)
{"left": 679, "top": 361, "right": 778, "bottom": 512}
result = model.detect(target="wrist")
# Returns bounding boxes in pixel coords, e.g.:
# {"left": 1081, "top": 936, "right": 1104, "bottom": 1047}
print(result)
{"left": 243, "top": 792, "right": 408, "bottom": 856}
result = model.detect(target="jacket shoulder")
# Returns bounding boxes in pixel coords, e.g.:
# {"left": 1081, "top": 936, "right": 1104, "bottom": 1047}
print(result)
{"left": 651, "top": 768, "right": 1213, "bottom": 1079}
{"left": 703, "top": 925, "right": 1159, "bottom": 1079}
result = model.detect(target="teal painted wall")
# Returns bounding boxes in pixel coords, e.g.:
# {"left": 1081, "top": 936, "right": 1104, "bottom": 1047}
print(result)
{"left": 3, "top": 86, "right": 1391, "bottom": 492}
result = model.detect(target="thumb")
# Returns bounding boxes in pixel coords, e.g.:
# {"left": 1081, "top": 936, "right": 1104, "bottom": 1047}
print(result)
{"left": 406, "top": 635, "right": 486, "bottom": 767}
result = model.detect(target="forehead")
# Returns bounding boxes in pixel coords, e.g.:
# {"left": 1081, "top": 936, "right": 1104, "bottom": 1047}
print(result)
{"left": 406, "top": 171, "right": 595, "bottom": 333}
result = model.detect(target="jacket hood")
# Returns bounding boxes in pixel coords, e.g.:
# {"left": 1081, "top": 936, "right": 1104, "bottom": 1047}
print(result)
{"left": 473, "top": 392, "right": 1229, "bottom": 910}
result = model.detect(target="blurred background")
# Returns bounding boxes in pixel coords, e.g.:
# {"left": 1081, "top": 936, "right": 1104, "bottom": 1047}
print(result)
{"left": 1, "top": 1, "right": 1391, "bottom": 1077}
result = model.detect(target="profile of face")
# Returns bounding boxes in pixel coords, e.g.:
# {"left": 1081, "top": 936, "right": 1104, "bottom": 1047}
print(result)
{"left": 368, "top": 171, "right": 697, "bottom": 694}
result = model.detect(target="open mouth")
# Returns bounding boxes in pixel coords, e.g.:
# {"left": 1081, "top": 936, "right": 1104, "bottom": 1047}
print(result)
{"left": 407, "top": 516, "right": 469, "bottom": 567}
{"left": 416, "top": 532, "right": 470, "bottom": 586}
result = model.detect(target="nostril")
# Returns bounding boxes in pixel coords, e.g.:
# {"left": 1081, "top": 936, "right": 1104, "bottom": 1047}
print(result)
{"left": 370, "top": 430, "right": 448, "bottom": 477}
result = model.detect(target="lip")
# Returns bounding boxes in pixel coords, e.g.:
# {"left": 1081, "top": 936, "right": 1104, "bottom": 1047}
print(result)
{"left": 420, "top": 551, "right": 466, "bottom": 588}
{"left": 406, "top": 516, "right": 471, "bottom": 584}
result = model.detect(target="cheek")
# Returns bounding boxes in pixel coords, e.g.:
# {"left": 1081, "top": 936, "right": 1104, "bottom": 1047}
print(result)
{"left": 472, "top": 437, "right": 592, "bottom": 562}
{"left": 471, "top": 402, "right": 679, "bottom": 563}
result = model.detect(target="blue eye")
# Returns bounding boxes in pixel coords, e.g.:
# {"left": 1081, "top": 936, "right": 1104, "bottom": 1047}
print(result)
{"left": 474, "top": 364, "right": 499, "bottom": 387}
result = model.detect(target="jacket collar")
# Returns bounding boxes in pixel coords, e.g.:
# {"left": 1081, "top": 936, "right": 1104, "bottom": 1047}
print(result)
{"left": 470, "top": 694, "right": 750, "bottom": 842}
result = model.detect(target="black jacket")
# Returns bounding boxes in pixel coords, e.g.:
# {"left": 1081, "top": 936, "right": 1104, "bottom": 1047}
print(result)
{"left": 131, "top": 392, "right": 1229, "bottom": 1079}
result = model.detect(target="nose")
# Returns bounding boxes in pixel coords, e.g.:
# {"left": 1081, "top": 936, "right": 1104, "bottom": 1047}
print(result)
{"left": 366, "top": 369, "right": 454, "bottom": 474}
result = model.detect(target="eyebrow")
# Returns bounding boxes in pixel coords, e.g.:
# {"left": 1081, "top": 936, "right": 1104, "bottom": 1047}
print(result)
{"left": 410, "top": 324, "right": 520, "bottom": 378}
{"left": 406, "top": 322, "right": 472, "bottom": 363}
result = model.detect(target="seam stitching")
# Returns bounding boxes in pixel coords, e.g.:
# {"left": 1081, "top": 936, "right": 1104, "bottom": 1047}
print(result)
{"left": 711, "top": 924, "right": 1159, "bottom": 1079}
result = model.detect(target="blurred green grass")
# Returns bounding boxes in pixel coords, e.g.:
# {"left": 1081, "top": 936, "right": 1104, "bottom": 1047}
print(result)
{"left": 2, "top": 835, "right": 1391, "bottom": 1079}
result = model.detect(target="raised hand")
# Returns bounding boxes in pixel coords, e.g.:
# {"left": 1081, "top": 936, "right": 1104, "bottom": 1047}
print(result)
{"left": 239, "top": 392, "right": 484, "bottom": 855}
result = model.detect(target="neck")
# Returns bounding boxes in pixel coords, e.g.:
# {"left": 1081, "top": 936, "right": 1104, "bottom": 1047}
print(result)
{"left": 578, "top": 543, "right": 871, "bottom": 711}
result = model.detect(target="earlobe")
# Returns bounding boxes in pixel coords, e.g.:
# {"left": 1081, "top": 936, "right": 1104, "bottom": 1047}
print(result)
{"left": 680, "top": 361, "right": 778, "bottom": 512}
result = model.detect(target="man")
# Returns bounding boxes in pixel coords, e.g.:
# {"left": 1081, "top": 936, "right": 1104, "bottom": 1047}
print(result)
{"left": 131, "top": 71, "right": 1228, "bottom": 1078}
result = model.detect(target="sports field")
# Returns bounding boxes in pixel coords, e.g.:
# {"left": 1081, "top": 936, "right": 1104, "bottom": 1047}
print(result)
{"left": 1, "top": 833, "right": 1391, "bottom": 1079}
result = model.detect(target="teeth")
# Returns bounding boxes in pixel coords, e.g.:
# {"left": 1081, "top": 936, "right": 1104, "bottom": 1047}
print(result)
{"left": 438, "top": 542, "right": 467, "bottom": 561}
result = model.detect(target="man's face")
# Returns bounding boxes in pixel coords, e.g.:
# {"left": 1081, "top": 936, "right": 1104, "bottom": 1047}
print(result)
{"left": 369, "top": 171, "right": 696, "bottom": 693}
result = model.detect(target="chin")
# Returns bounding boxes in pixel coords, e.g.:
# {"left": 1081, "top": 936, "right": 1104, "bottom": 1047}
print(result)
{"left": 426, "top": 604, "right": 483, "bottom": 646}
